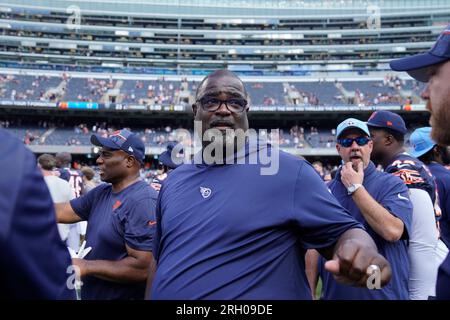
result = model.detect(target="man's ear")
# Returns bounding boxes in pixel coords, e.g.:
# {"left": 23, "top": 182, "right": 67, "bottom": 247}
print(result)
{"left": 192, "top": 103, "right": 198, "bottom": 117}
{"left": 433, "top": 145, "right": 441, "bottom": 159}
{"left": 384, "top": 133, "right": 394, "bottom": 146}
{"left": 126, "top": 155, "right": 135, "bottom": 168}
{"left": 367, "top": 139, "right": 374, "bottom": 152}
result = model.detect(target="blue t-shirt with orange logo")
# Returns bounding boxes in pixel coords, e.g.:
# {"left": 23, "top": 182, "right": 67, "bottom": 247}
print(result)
{"left": 70, "top": 180, "right": 157, "bottom": 300}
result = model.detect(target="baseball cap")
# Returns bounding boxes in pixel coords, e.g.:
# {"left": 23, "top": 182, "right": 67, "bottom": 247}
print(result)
{"left": 336, "top": 118, "right": 370, "bottom": 139}
{"left": 409, "top": 127, "right": 436, "bottom": 158}
{"left": 367, "top": 110, "right": 407, "bottom": 135}
{"left": 91, "top": 129, "right": 145, "bottom": 164}
{"left": 390, "top": 25, "right": 450, "bottom": 82}
{"left": 158, "top": 142, "right": 184, "bottom": 169}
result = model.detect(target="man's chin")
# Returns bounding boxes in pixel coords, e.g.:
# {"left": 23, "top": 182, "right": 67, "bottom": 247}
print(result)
{"left": 99, "top": 174, "right": 109, "bottom": 183}
{"left": 350, "top": 158, "right": 362, "bottom": 169}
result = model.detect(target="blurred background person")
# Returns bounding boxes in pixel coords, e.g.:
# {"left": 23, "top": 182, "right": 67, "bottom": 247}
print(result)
{"left": 150, "top": 142, "right": 183, "bottom": 192}
{"left": 81, "top": 166, "right": 98, "bottom": 193}
{"left": 38, "top": 153, "right": 75, "bottom": 244}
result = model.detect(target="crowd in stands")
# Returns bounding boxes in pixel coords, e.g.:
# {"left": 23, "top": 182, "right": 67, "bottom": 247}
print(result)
{"left": 0, "top": 118, "right": 422, "bottom": 151}
{"left": 1, "top": 73, "right": 424, "bottom": 107}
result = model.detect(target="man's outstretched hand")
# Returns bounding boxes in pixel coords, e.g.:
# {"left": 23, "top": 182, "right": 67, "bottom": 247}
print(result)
{"left": 324, "top": 229, "right": 391, "bottom": 288}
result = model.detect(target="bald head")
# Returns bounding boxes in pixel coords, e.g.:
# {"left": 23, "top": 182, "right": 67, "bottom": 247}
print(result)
{"left": 196, "top": 69, "right": 248, "bottom": 100}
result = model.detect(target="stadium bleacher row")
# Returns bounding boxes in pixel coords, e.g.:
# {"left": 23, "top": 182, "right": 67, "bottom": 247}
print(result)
{"left": 1, "top": 121, "right": 419, "bottom": 150}
{"left": 0, "top": 73, "right": 424, "bottom": 107}
{"left": 1, "top": 2, "right": 448, "bottom": 72}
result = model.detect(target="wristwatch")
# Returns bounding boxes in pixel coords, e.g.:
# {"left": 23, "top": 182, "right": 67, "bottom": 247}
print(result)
{"left": 347, "top": 183, "right": 363, "bottom": 195}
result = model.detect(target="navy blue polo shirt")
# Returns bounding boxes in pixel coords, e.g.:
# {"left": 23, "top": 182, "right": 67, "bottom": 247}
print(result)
{"left": 320, "top": 162, "right": 412, "bottom": 300}
{"left": 428, "top": 163, "right": 450, "bottom": 249}
{"left": 70, "top": 180, "right": 157, "bottom": 300}
{"left": 0, "top": 129, "right": 75, "bottom": 299}
{"left": 151, "top": 144, "right": 363, "bottom": 300}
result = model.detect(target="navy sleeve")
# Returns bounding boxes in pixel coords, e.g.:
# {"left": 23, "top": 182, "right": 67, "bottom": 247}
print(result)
{"left": 437, "top": 176, "right": 450, "bottom": 222}
{"left": 121, "top": 189, "right": 157, "bottom": 252}
{"left": 70, "top": 184, "right": 103, "bottom": 220}
{"left": 378, "top": 175, "right": 413, "bottom": 239}
{"left": 437, "top": 252, "right": 450, "bottom": 300}
{"left": 385, "top": 159, "right": 434, "bottom": 195}
{"left": 2, "top": 147, "right": 75, "bottom": 299}
{"left": 59, "top": 168, "right": 70, "bottom": 182}
{"left": 291, "top": 162, "right": 363, "bottom": 249}
{"left": 153, "top": 186, "right": 164, "bottom": 262}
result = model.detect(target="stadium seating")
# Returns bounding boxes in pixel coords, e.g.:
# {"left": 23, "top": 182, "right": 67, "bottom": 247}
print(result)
{"left": 0, "top": 73, "right": 424, "bottom": 107}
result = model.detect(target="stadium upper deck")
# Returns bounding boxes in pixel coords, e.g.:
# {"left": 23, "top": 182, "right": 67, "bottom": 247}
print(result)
{"left": 1, "top": 0, "right": 449, "bottom": 74}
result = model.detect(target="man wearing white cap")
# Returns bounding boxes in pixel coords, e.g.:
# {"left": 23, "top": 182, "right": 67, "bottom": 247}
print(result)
{"left": 312, "top": 118, "right": 412, "bottom": 300}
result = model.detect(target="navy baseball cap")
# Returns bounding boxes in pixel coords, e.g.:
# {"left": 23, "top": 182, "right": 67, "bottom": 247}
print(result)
{"left": 367, "top": 110, "right": 408, "bottom": 135}
{"left": 390, "top": 25, "right": 450, "bottom": 82}
{"left": 158, "top": 142, "right": 184, "bottom": 169}
{"left": 336, "top": 118, "right": 370, "bottom": 139}
{"left": 91, "top": 129, "right": 146, "bottom": 164}
{"left": 410, "top": 127, "right": 436, "bottom": 158}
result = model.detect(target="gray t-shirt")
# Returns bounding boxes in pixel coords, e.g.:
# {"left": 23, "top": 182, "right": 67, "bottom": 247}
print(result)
{"left": 44, "top": 175, "right": 75, "bottom": 241}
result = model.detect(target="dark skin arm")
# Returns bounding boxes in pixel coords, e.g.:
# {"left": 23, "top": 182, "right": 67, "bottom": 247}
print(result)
{"left": 144, "top": 257, "right": 157, "bottom": 299}
{"left": 54, "top": 202, "right": 83, "bottom": 223}
{"left": 305, "top": 249, "right": 320, "bottom": 299}
{"left": 72, "top": 244, "right": 153, "bottom": 283}
{"left": 317, "top": 228, "right": 391, "bottom": 287}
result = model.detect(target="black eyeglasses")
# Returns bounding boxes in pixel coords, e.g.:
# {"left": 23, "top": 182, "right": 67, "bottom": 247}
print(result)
{"left": 197, "top": 97, "right": 247, "bottom": 113}
{"left": 338, "top": 137, "right": 371, "bottom": 148}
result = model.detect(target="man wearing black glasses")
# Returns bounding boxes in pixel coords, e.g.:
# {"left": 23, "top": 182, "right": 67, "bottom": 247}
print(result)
{"left": 367, "top": 110, "right": 442, "bottom": 300}
{"left": 149, "top": 70, "right": 393, "bottom": 300}
{"left": 315, "top": 118, "right": 412, "bottom": 300}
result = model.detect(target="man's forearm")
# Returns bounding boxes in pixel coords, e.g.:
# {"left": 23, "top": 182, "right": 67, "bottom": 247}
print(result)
{"left": 351, "top": 187, "right": 404, "bottom": 241}
{"left": 54, "top": 202, "right": 82, "bottom": 223}
{"left": 83, "top": 257, "right": 149, "bottom": 283}
{"left": 318, "top": 228, "right": 376, "bottom": 260}
{"left": 305, "top": 249, "right": 320, "bottom": 299}
{"left": 334, "top": 227, "right": 377, "bottom": 256}
{"left": 145, "top": 258, "right": 157, "bottom": 299}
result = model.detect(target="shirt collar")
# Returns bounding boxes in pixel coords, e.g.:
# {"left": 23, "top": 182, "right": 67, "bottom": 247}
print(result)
{"left": 193, "top": 138, "right": 268, "bottom": 168}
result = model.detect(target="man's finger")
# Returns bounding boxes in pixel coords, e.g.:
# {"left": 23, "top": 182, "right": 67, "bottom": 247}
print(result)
{"left": 357, "top": 161, "right": 364, "bottom": 173}
{"left": 346, "top": 247, "right": 376, "bottom": 284}
{"left": 334, "top": 241, "right": 360, "bottom": 277}
{"left": 324, "top": 260, "right": 340, "bottom": 275}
